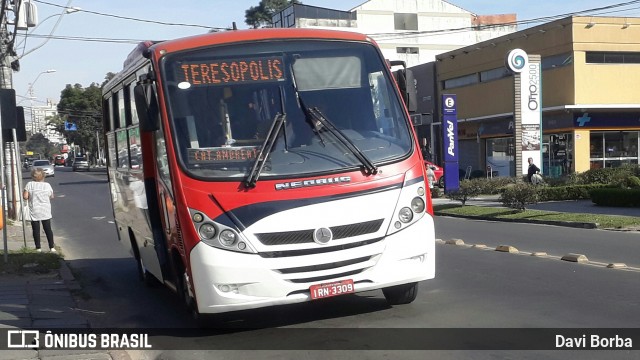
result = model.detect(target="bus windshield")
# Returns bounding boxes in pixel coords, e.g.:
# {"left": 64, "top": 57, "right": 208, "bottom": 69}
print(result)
{"left": 162, "top": 40, "right": 412, "bottom": 180}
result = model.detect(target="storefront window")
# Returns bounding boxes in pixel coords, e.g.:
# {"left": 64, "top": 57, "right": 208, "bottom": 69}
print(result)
{"left": 486, "top": 138, "right": 514, "bottom": 177}
{"left": 590, "top": 131, "right": 639, "bottom": 168}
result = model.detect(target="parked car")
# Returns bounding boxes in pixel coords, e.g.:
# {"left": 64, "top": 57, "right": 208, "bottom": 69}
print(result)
{"left": 425, "top": 160, "right": 444, "bottom": 188}
{"left": 30, "top": 160, "right": 55, "bottom": 177}
{"left": 54, "top": 155, "right": 65, "bottom": 166}
{"left": 72, "top": 157, "right": 90, "bottom": 172}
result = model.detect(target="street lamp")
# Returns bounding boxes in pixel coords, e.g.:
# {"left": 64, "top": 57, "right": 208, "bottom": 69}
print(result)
{"left": 15, "top": 7, "right": 81, "bottom": 50}
{"left": 19, "top": 0, "right": 79, "bottom": 59}
{"left": 27, "top": 69, "right": 56, "bottom": 134}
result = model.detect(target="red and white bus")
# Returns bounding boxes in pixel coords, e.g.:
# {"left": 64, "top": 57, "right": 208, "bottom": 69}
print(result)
{"left": 102, "top": 28, "right": 435, "bottom": 320}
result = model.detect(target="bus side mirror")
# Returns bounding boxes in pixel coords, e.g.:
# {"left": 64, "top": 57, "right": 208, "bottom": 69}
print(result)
{"left": 134, "top": 84, "right": 159, "bottom": 132}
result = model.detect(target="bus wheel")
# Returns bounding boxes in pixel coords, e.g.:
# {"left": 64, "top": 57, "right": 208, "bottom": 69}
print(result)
{"left": 176, "top": 270, "right": 211, "bottom": 326}
{"left": 382, "top": 282, "right": 419, "bottom": 305}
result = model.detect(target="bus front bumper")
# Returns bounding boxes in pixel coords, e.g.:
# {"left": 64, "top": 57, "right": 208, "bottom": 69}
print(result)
{"left": 189, "top": 217, "right": 435, "bottom": 314}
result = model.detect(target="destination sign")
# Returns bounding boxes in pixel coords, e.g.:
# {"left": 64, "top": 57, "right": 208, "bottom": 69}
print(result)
{"left": 178, "top": 56, "right": 285, "bottom": 87}
{"left": 188, "top": 146, "right": 260, "bottom": 164}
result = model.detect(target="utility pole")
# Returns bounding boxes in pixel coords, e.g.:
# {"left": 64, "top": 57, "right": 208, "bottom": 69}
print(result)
{"left": 0, "top": 25, "right": 9, "bottom": 263}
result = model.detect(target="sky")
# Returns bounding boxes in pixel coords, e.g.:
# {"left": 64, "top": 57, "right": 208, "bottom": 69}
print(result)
{"left": 11, "top": 0, "right": 640, "bottom": 110}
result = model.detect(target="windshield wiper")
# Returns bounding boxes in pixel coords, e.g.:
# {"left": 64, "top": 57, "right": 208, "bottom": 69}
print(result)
{"left": 303, "top": 103, "right": 378, "bottom": 175}
{"left": 288, "top": 63, "right": 377, "bottom": 175}
{"left": 245, "top": 113, "right": 286, "bottom": 188}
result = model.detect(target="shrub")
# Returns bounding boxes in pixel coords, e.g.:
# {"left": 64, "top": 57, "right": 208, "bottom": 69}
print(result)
{"left": 446, "top": 178, "right": 483, "bottom": 205}
{"left": 477, "top": 176, "right": 515, "bottom": 194}
{"left": 430, "top": 186, "right": 441, "bottom": 198}
{"left": 578, "top": 167, "right": 633, "bottom": 185}
{"left": 500, "top": 182, "right": 538, "bottom": 211}
{"left": 537, "top": 184, "right": 607, "bottom": 201}
{"left": 627, "top": 176, "right": 640, "bottom": 188}
{"left": 590, "top": 188, "right": 640, "bottom": 207}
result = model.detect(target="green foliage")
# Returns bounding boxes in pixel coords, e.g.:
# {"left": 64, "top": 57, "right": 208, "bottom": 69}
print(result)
{"left": 590, "top": 188, "right": 640, "bottom": 207}
{"left": 24, "top": 133, "right": 58, "bottom": 159}
{"left": 429, "top": 186, "right": 441, "bottom": 199}
{"left": 577, "top": 167, "right": 633, "bottom": 185}
{"left": 500, "top": 182, "right": 538, "bottom": 211}
{"left": 0, "top": 247, "right": 61, "bottom": 274}
{"left": 52, "top": 83, "right": 103, "bottom": 158}
{"left": 245, "top": 0, "right": 302, "bottom": 28}
{"left": 446, "top": 178, "right": 483, "bottom": 205}
{"left": 537, "top": 184, "right": 606, "bottom": 201}
{"left": 626, "top": 176, "right": 640, "bottom": 188}
{"left": 545, "top": 172, "right": 581, "bottom": 186}
{"left": 476, "top": 176, "right": 516, "bottom": 194}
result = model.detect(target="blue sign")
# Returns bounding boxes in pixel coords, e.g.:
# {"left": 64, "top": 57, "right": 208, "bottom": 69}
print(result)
{"left": 442, "top": 94, "right": 459, "bottom": 192}
{"left": 442, "top": 95, "right": 459, "bottom": 163}
{"left": 64, "top": 121, "right": 77, "bottom": 131}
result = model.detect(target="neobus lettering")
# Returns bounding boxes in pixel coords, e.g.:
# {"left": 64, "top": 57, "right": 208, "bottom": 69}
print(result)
{"left": 180, "top": 58, "right": 283, "bottom": 86}
{"left": 275, "top": 176, "right": 351, "bottom": 190}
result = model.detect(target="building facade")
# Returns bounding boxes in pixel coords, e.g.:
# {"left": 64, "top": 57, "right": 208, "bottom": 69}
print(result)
{"left": 272, "top": 1, "right": 516, "bottom": 68}
{"left": 30, "top": 99, "right": 64, "bottom": 143}
{"left": 434, "top": 16, "right": 640, "bottom": 178}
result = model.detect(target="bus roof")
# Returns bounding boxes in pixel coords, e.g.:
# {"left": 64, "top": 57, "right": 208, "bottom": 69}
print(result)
{"left": 105, "top": 28, "right": 373, "bottom": 94}
{"left": 152, "top": 28, "right": 371, "bottom": 55}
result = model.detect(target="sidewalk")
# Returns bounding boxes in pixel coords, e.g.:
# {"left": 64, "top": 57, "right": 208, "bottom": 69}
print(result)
{"left": 0, "top": 221, "right": 131, "bottom": 360}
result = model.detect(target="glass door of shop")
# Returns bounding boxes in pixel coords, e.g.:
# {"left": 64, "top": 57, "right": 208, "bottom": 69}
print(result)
{"left": 543, "top": 133, "right": 573, "bottom": 177}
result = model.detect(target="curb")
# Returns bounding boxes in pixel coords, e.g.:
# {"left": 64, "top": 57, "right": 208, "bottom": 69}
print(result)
{"left": 434, "top": 212, "right": 599, "bottom": 229}
{"left": 58, "top": 259, "right": 81, "bottom": 290}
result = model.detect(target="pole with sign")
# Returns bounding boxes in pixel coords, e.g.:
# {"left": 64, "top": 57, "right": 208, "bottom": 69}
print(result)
{"left": 506, "top": 49, "right": 542, "bottom": 178}
{"left": 441, "top": 94, "right": 459, "bottom": 192}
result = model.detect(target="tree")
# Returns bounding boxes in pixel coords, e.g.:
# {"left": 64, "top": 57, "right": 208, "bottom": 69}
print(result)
{"left": 24, "top": 133, "right": 58, "bottom": 160}
{"left": 50, "top": 83, "right": 103, "bottom": 158}
{"left": 245, "top": 0, "right": 302, "bottom": 28}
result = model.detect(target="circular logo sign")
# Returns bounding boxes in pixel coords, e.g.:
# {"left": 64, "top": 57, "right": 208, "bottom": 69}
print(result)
{"left": 313, "top": 227, "right": 333, "bottom": 245}
{"left": 506, "top": 49, "right": 528, "bottom": 73}
{"left": 445, "top": 97, "right": 455, "bottom": 108}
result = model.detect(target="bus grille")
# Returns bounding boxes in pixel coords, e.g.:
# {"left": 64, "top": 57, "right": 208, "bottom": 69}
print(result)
{"left": 255, "top": 219, "right": 384, "bottom": 246}
{"left": 259, "top": 237, "right": 383, "bottom": 258}
{"left": 276, "top": 256, "right": 373, "bottom": 283}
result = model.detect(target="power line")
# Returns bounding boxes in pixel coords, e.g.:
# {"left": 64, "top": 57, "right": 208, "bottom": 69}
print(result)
{"left": 15, "top": 33, "right": 146, "bottom": 44}
{"left": 32, "top": 0, "right": 230, "bottom": 31}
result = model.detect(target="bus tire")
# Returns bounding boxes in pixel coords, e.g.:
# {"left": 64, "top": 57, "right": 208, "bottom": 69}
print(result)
{"left": 382, "top": 282, "right": 419, "bottom": 305}
{"left": 174, "top": 266, "right": 212, "bottom": 327}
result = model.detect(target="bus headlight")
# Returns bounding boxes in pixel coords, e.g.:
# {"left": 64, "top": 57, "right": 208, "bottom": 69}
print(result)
{"left": 398, "top": 207, "right": 413, "bottom": 223}
{"left": 192, "top": 212, "right": 204, "bottom": 223}
{"left": 411, "top": 197, "right": 425, "bottom": 213}
{"left": 199, "top": 223, "right": 216, "bottom": 240}
{"left": 219, "top": 230, "right": 237, "bottom": 247}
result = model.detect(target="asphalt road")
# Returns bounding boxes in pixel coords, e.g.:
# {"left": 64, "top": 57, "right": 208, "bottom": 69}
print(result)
{"left": 41, "top": 167, "right": 640, "bottom": 359}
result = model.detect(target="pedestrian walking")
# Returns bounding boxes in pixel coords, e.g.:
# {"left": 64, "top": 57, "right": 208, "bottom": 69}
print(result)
{"left": 23, "top": 168, "right": 56, "bottom": 252}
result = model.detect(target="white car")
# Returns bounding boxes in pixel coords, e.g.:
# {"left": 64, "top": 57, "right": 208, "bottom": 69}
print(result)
{"left": 30, "top": 160, "right": 55, "bottom": 177}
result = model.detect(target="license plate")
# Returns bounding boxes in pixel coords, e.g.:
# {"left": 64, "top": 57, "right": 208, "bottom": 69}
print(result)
{"left": 309, "top": 279, "right": 355, "bottom": 300}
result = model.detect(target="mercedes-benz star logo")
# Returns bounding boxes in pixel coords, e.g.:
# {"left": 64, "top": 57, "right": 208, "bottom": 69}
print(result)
{"left": 313, "top": 227, "right": 333, "bottom": 245}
